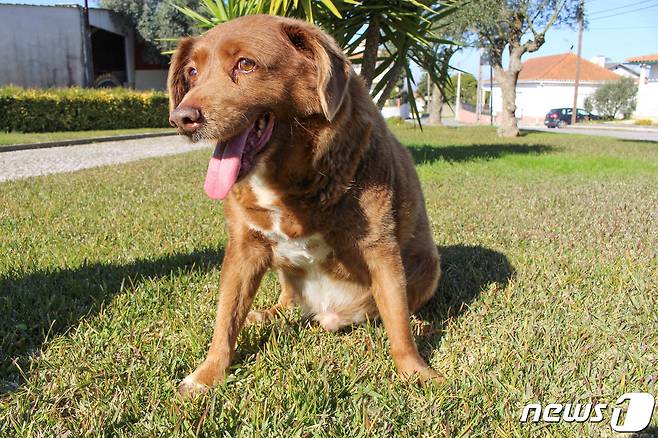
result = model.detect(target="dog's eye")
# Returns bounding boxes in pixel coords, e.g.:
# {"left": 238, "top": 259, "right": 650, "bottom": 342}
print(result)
{"left": 237, "top": 58, "right": 256, "bottom": 73}
{"left": 187, "top": 67, "right": 198, "bottom": 78}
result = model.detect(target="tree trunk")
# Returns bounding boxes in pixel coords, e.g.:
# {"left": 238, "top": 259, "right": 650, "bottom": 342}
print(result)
{"left": 428, "top": 84, "right": 444, "bottom": 125}
{"left": 496, "top": 71, "right": 519, "bottom": 137}
{"left": 494, "top": 45, "right": 526, "bottom": 137}
{"left": 427, "top": 46, "right": 454, "bottom": 126}
{"left": 360, "top": 16, "right": 380, "bottom": 90}
{"left": 376, "top": 62, "right": 403, "bottom": 109}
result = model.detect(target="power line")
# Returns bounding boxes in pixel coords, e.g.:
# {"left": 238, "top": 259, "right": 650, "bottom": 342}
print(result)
{"left": 589, "top": 24, "right": 658, "bottom": 29}
{"left": 589, "top": 2, "right": 658, "bottom": 20}
{"left": 588, "top": 0, "right": 656, "bottom": 16}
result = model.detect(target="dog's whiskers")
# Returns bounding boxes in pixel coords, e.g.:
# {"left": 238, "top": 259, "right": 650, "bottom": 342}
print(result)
{"left": 293, "top": 117, "right": 318, "bottom": 139}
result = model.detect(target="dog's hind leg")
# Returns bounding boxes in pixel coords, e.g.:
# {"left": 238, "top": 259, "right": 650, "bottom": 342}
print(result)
{"left": 246, "top": 269, "right": 297, "bottom": 324}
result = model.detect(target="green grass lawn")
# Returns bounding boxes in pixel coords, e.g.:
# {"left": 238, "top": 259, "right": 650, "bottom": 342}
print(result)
{"left": 0, "top": 125, "right": 656, "bottom": 436}
{"left": 0, "top": 128, "right": 175, "bottom": 146}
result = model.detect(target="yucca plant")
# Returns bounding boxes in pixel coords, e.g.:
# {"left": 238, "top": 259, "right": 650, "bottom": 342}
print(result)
{"left": 174, "top": 0, "right": 459, "bottom": 125}
{"left": 174, "top": 0, "right": 344, "bottom": 26}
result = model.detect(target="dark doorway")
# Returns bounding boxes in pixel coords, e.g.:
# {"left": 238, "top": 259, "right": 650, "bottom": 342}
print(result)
{"left": 90, "top": 27, "right": 126, "bottom": 87}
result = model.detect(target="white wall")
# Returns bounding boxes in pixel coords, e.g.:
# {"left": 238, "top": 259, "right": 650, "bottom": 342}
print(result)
{"left": 649, "top": 65, "right": 658, "bottom": 80}
{"left": 0, "top": 5, "right": 85, "bottom": 87}
{"left": 635, "top": 82, "right": 658, "bottom": 119}
{"left": 135, "top": 70, "right": 167, "bottom": 91}
{"left": 491, "top": 81, "right": 603, "bottom": 120}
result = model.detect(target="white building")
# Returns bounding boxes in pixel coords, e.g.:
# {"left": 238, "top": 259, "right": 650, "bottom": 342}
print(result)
{"left": 590, "top": 56, "right": 640, "bottom": 79}
{"left": 485, "top": 53, "right": 621, "bottom": 125}
{"left": 626, "top": 53, "right": 658, "bottom": 121}
{"left": 0, "top": 3, "right": 169, "bottom": 90}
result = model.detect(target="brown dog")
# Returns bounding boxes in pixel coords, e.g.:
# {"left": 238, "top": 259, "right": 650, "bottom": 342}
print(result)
{"left": 168, "top": 15, "right": 441, "bottom": 397}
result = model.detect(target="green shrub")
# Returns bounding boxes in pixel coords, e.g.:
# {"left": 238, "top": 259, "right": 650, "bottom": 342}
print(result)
{"left": 587, "top": 78, "right": 637, "bottom": 120}
{"left": 634, "top": 119, "right": 653, "bottom": 126}
{"left": 0, "top": 86, "right": 169, "bottom": 133}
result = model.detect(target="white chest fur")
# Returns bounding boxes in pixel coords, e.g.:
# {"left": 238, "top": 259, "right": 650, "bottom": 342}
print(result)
{"left": 247, "top": 172, "right": 367, "bottom": 329}
{"left": 247, "top": 172, "right": 331, "bottom": 269}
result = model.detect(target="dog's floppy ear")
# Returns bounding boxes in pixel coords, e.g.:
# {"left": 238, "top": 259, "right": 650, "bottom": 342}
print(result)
{"left": 282, "top": 23, "right": 351, "bottom": 121}
{"left": 167, "top": 37, "right": 196, "bottom": 111}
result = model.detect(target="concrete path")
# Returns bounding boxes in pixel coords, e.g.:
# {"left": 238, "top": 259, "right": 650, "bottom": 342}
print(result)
{"left": 0, "top": 135, "right": 211, "bottom": 182}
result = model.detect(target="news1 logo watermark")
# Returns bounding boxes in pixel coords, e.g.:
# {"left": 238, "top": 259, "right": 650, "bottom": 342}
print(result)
{"left": 520, "top": 392, "right": 656, "bottom": 432}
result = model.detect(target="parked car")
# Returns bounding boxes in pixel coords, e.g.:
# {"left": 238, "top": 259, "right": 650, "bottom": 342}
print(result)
{"left": 544, "top": 108, "right": 600, "bottom": 128}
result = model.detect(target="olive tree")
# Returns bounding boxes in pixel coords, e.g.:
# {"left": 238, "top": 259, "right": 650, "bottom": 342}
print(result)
{"left": 454, "top": 0, "right": 581, "bottom": 137}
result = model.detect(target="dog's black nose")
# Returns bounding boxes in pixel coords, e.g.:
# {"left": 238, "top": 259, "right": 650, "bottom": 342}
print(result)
{"left": 169, "top": 106, "right": 203, "bottom": 134}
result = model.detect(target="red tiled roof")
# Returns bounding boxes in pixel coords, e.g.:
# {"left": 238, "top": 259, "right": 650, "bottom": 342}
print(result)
{"left": 518, "top": 52, "right": 620, "bottom": 82}
{"left": 626, "top": 53, "right": 658, "bottom": 64}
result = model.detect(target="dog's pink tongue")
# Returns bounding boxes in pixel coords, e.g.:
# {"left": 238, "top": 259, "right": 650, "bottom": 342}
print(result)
{"left": 204, "top": 128, "right": 251, "bottom": 200}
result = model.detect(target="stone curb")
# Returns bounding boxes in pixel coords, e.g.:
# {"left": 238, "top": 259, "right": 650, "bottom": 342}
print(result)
{"left": 0, "top": 131, "right": 179, "bottom": 153}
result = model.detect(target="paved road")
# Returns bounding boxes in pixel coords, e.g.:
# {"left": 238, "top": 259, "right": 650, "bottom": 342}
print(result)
{"left": 438, "top": 118, "right": 658, "bottom": 141}
{"left": 0, "top": 135, "right": 211, "bottom": 182}
{"left": 521, "top": 125, "right": 658, "bottom": 142}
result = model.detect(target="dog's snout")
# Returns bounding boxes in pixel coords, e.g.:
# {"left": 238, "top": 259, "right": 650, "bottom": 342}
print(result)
{"left": 169, "top": 106, "right": 203, "bottom": 134}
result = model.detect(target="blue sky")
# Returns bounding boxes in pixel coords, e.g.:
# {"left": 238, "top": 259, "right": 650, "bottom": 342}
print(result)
{"left": 3, "top": 0, "right": 657, "bottom": 80}
{"left": 452, "top": 0, "right": 658, "bottom": 78}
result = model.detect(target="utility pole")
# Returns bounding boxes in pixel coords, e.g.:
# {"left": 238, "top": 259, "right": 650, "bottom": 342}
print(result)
{"left": 489, "top": 63, "right": 494, "bottom": 126}
{"left": 81, "top": 0, "right": 94, "bottom": 88}
{"left": 476, "top": 49, "right": 483, "bottom": 123}
{"left": 455, "top": 71, "right": 462, "bottom": 121}
{"left": 571, "top": 0, "right": 584, "bottom": 125}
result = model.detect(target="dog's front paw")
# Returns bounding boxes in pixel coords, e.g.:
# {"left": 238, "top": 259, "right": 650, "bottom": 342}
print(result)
{"left": 177, "top": 375, "right": 209, "bottom": 398}
{"left": 245, "top": 309, "right": 266, "bottom": 325}
{"left": 397, "top": 356, "right": 445, "bottom": 385}
{"left": 177, "top": 360, "right": 226, "bottom": 398}
{"left": 399, "top": 365, "right": 445, "bottom": 385}
{"left": 411, "top": 366, "right": 445, "bottom": 384}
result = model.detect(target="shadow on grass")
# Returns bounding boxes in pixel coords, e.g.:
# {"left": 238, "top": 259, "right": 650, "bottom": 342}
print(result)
{"left": 620, "top": 138, "right": 658, "bottom": 144}
{"left": 0, "top": 247, "right": 224, "bottom": 394}
{"left": 416, "top": 245, "right": 515, "bottom": 355}
{"left": 633, "top": 426, "right": 658, "bottom": 437}
{"left": 2, "top": 244, "right": 513, "bottom": 394}
{"left": 408, "top": 144, "right": 553, "bottom": 165}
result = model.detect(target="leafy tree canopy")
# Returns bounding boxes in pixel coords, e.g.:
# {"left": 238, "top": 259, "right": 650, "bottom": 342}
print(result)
{"left": 100, "top": 0, "right": 201, "bottom": 58}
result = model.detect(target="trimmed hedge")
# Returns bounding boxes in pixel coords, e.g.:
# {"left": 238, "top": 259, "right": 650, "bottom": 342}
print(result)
{"left": 0, "top": 86, "right": 170, "bottom": 133}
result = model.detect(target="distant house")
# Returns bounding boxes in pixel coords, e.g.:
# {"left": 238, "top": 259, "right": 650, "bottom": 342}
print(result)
{"left": 484, "top": 53, "right": 620, "bottom": 125}
{"left": 0, "top": 3, "right": 168, "bottom": 90}
{"left": 589, "top": 56, "right": 640, "bottom": 79}
{"left": 604, "top": 62, "right": 640, "bottom": 79}
{"left": 626, "top": 53, "right": 658, "bottom": 121}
